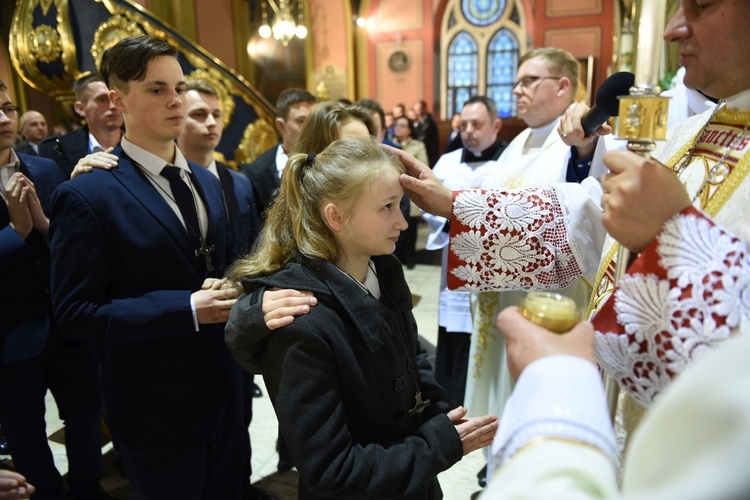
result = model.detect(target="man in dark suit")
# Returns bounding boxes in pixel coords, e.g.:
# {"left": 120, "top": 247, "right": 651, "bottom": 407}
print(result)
{"left": 177, "top": 80, "right": 273, "bottom": 500}
{"left": 0, "top": 80, "right": 108, "bottom": 499}
{"left": 412, "top": 100, "right": 440, "bottom": 167}
{"left": 49, "top": 36, "right": 244, "bottom": 499}
{"left": 39, "top": 73, "right": 123, "bottom": 178}
{"left": 178, "top": 80, "right": 260, "bottom": 255}
{"left": 14, "top": 110, "right": 48, "bottom": 156}
{"left": 239, "top": 88, "right": 316, "bottom": 221}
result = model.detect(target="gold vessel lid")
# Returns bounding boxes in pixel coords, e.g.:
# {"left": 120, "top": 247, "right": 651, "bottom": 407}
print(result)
{"left": 518, "top": 292, "right": 580, "bottom": 334}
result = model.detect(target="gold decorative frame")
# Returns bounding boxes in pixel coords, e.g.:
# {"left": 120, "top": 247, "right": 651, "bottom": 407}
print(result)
{"left": 90, "top": 12, "right": 147, "bottom": 70}
{"left": 9, "top": 0, "right": 80, "bottom": 99}
{"left": 236, "top": 118, "right": 278, "bottom": 165}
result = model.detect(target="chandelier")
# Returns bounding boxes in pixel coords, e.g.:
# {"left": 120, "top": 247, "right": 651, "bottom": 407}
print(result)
{"left": 258, "top": 0, "right": 308, "bottom": 46}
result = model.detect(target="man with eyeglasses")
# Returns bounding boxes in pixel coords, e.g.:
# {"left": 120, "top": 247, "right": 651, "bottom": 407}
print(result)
{"left": 460, "top": 47, "right": 599, "bottom": 487}
{"left": 397, "top": 1, "right": 750, "bottom": 496}
{"left": 0, "top": 79, "right": 109, "bottom": 498}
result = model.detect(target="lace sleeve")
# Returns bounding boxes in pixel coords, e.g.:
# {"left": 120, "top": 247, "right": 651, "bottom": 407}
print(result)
{"left": 593, "top": 207, "right": 750, "bottom": 407}
{"left": 447, "top": 187, "right": 587, "bottom": 291}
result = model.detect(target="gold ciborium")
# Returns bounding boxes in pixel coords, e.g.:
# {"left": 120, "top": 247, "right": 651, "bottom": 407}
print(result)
{"left": 518, "top": 292, "right": 581, "bottom": 334}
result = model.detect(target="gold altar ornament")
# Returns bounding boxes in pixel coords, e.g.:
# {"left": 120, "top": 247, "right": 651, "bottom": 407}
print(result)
{"left": 617, "top": 90, "right": 669, "bottom": 148}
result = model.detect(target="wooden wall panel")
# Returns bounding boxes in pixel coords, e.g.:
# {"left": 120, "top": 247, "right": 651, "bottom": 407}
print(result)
{"left": 546, "top": 0, "right": 602, "bottom": 17}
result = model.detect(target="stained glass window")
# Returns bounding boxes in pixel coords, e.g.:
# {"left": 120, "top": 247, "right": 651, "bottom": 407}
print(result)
{"left": 442, "top": 0, "right": 524, "bottom": 120}
{"left": 487, "top": 28, "right": 519, "bottom": 117}
{"left": 461, "top": 0, "right": 506, "bottom": 27}
{"left": 447, "top": 31, "right": 479, "bottom": 117}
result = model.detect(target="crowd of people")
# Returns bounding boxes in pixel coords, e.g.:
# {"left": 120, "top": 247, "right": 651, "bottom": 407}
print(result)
{"left": 2, "top": 0, "right": 750, "bottom": 498}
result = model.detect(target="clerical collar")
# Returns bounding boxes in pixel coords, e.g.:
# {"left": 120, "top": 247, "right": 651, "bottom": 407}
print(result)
{"left": 121, "top": 136, "right": 190, "bottom": 175}
{"left": 725, "top": 88, "right": 750, "bottom": 112}
{"left": 461, "top": 139, "right": 506, "bottom": 163}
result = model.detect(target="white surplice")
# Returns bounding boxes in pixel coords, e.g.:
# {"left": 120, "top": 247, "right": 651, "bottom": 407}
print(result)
{"left": 483, "top": 313, "right": 750, "bottom": 499}
{"left": 462, "top": 119, "right": 594, "bottom": 438}
{"left": 424, "top": 148, "right": 500, "bottom": 335}
{"left": 447, "top": 90, "right": 750, "bottom": 466}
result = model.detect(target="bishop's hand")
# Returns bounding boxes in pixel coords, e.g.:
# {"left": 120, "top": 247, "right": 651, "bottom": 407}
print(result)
{"left": 600, "top": 150, "right": 691, "bottom": 253}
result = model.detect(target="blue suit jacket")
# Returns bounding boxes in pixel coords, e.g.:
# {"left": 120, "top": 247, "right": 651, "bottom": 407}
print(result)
{"left": 216, "top": 161, "right": 260, "bottom": 257}
{"left": 49, "top": 145, "right": 235, "bottom": 448}
{"left": 238, "top": 143, "right": 280, "bottom": 222}
{"left": 38, "top": 127, "right": 88, "bottom": 178}
{"left": 0, "top": 154, "right": 66, "bottom": 364}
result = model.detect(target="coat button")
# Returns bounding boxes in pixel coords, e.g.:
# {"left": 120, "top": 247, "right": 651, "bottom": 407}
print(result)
{"left": 393, "top": 376, "right": 405, "bottom": 392}
{"left": 393, "top": 408, "right": 406, "bottom": 422}
{"left": 407, "top": 359, "right": 414, "bottom": 373}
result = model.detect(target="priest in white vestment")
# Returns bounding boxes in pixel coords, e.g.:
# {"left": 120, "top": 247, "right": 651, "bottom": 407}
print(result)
{"left": 395, "top": 0, "right": 750, "bottom": 481}
{"left": 424, "top": 95, "right": 507, "bottom": 407}
{"left": 456, "top": 48, "right": 606, "bottom": 481}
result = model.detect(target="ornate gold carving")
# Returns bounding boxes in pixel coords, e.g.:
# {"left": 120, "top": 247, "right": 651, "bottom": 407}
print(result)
{"left": 91, "top": 13, "right": 147, "bottom": 70}
{"left": 617, "top": 95, "right": 669, "bottom": 142}
{"left": 29, "top": 24, "right": 63, "bottom": 64}
{"left": 184, "top": 68, "right": 235, "bottom": 128}
{"left": 10, "top": 0, "right": 79, "bottom": 98}
{"left": 315, "top": 81, "right": 330, "bottom": 102}
{"left": 235, "top": 118, "right": 278, "bottom": 165}
{"left": 39, "top": 0, "right": 55, "bottom": 16}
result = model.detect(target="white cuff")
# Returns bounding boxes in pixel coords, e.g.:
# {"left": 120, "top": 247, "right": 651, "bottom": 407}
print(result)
{"left": 189, "top": 295, "right": 199, "bottom": 332}
{"left": 491, "top": 355, "right": 616, "bottom": 472}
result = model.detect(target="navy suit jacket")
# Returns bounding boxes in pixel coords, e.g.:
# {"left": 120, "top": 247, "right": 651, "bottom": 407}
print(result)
{"left": 238, "top": 143, "right": 280, "bottom": 222}
{"left": 1, "top": 154, "right": 66, "bottom": 364}
{"left": 38, "top": 127, "right": 89, "bottom": 178}
{"left": 14, "top": 141, "right": 38, "bottom": 156}
{"left": 49, "top": 145, "right": 235, "bottom": 448}
{"left": 216, "top": 161, "right": 260, "bottom": 257}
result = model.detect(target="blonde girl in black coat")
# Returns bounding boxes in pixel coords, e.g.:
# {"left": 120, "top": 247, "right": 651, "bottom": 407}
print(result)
{"left": 227, "top": 137, "right": 497, "bottom": 499}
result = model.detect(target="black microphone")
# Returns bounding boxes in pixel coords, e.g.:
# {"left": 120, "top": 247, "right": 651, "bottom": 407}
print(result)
{"left": 581, "top": 71, "right": 635, "bottom": 136}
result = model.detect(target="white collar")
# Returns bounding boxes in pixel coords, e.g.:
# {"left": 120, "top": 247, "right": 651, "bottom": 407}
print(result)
{"left": 121, "top": 136, "right": 190, "bottom": 175}
{"left": 88, "top": 133, "right": 105, "bottom": 153}
{"left": 206, "top": 159, "right": 220, "bottom": 179}
{"left": 275, "top": 144, "right": 288, "bottom": 177}
{"left": 724, "top": 88, "right": 750, "bottom": 112}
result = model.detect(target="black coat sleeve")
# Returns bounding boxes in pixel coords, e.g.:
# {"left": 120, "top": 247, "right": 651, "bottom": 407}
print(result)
{"left": 225, "top": 288, "right": 271, "bottom": 374}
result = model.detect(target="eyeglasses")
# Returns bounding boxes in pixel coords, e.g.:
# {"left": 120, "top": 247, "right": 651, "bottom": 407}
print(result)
{"left": 0, "top": 105, "right": 19, "bottom": 117}
{"left": 513, "top": 76, "right": 562, "bottom": 90}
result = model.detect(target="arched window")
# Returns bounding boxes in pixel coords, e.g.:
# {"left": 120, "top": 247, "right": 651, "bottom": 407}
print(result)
{"left": 487, "top": 29, "right": 519, "bottom": 117}
{"left": 440, "top": 0, "right": 526, "bottom": 119}
{"left": 446, "top": 32, "right": 479, "bottom": 119}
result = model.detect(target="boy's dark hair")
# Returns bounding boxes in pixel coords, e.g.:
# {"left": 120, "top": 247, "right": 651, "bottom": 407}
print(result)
{"left": 100, "top": 36, "right": 178, "bottom": 92}
{"left": 276, "top": 88, "right": 316, "bottom": 121}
